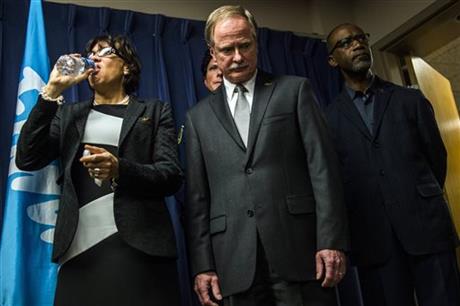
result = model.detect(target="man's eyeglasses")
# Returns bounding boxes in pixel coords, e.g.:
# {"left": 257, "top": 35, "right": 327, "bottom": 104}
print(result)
{"left": 87, "top": 47, "right": 118, "bottom": 58}
{"left": 329, "top": 33, "right": 370, "bottom": 54}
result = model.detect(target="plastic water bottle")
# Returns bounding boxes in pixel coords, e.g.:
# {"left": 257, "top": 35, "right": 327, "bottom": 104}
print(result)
{"left": 82, "top": 149, "right": 102, "bottom": 187}
{"left": 55, "top": 55, "right": 95, "bottom": 76}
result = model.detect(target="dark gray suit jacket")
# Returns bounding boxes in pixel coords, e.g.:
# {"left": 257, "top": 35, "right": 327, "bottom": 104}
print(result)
{"left": 16, "top": 96, "right": 183, "bottom": 262}
{"left": 325, "top": 77, "right": 459, "bottom": 267}
{"left": 185, "top": 71, "right": 349, "bottom": 296}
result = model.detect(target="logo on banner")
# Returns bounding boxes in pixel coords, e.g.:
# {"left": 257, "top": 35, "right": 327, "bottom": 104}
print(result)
{"left": 10, "top": 66, "right": 60, "bottom": 243}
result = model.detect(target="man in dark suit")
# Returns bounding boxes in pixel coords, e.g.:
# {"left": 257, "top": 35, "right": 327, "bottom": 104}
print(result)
{"left": 185, "top": 5, "right": 349, "bottom": 306}
{"left": 326, "top": 23, "right": 460, "bottom": 306}
{"left": 201, "top": 48, "right": 223, "bottom": 92}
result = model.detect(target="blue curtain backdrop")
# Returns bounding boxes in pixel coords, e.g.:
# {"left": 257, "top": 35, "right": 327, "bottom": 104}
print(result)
{"left": 0, "top": 1, "right": 60, "bottom": 305}
{"left": 0, "top": 1, "right": 363, "bottom": 306}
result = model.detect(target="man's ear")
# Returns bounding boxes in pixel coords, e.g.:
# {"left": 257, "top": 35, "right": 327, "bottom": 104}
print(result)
{"left": 328, "top": 55, "right": 338, "bottom": 68}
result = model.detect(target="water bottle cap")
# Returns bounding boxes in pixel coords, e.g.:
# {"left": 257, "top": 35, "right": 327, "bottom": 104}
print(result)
{"left": 83, "top": 57, "right": 95, "bottom": 69}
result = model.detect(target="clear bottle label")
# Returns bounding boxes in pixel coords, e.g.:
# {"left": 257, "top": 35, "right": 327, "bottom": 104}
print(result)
{"left": 55, "top": 55, "right": 95, "bottom": 76}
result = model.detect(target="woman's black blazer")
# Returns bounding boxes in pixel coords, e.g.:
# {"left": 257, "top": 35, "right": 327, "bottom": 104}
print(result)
{"left": 16, "top": 96, "right": 183, "bottom": 262}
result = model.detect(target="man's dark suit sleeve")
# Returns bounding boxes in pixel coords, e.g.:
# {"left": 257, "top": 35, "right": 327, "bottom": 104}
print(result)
{"left": 296, "top": 80, "right": 349, "bottom": 251}
{"left": 415, "top": 93, "right": 447, "bottom": 186}
{"left": 184, "top": 112, "right": 215, "bottom": 277}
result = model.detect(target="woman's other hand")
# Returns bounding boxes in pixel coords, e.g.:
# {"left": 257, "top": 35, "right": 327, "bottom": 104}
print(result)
{"left": 79, "top": 144, "right": 119, "bottom": 181}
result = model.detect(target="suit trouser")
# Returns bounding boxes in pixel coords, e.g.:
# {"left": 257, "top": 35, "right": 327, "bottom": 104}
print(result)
{"left": 357, "top": 231, "right": 460, "bottom": 306}
{"left": 223, "top": 237, "right": 338, "bottom": 306}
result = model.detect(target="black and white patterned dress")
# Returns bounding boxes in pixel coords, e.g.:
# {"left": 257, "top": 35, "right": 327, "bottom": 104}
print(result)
{"left": 54, "top": 104, "right": 179, "bottom": 306}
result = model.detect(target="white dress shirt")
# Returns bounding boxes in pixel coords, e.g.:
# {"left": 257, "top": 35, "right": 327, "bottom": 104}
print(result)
{"left": 223, "top": 70, "right": 257, "bottom": 118}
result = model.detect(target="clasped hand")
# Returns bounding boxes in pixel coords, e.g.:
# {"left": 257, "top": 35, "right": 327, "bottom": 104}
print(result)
{"left": 194, "top": 272, "right": 222, "bottom": 306}
{"left": 316, "top": 249, "right": 347, "bottom": 287}
{"left": 193, "top": 250, "right": 346, "bottom": 305}
{"left": 79, "top": 144, "right": 119, "bottom": 181}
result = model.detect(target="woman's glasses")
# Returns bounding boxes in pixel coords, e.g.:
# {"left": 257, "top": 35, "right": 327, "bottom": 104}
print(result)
{"left": 87, "top": 47, "right": 118, "bottom": 58}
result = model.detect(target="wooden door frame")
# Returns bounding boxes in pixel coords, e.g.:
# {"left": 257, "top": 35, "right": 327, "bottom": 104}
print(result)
{"left": 371, "top": 0, "right": 460, "bottom": 85}
{"left": 371, "top": 0, "right": 460, "bottom": 264}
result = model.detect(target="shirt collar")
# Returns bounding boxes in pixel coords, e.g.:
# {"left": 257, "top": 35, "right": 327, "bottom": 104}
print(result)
{"left": 223, "top": 69, "right": 258, "bottom": 101}
{"left": 345, "top": 74, "right": 376, "bottom": 100}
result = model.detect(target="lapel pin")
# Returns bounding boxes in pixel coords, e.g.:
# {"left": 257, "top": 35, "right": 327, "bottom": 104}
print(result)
{"left": 264, "top": 82, "right": 272, "bottom": 86}
{"left": 177, "top": 125, "right": 184, "bottom": 144}
{"left": 140, "top": 117, "right": 152, "bottom": 124}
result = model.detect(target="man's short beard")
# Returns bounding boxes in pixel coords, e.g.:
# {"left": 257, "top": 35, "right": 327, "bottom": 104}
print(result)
{"left": 351, "top": 59, "right": 372, "bottom": 74}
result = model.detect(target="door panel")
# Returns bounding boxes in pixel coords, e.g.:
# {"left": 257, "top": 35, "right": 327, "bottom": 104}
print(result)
{"left": 407, "top": 56, "right": 460, "bottom": 261}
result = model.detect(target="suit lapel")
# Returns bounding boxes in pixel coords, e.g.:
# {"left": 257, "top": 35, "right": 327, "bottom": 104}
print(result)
{"left": 208, "top": 87, "right": 246, "bottom": 151}
{"left": 245, "top": 72, "right": 275, "bottom": 156}
{"left": 118, "top": 97, "right": 146, "bottom": 147}
{"left": 338, "top": 90, "right": 373, "bottom": 141}
{"left": 73, "top": 100, "right": 92, "bottom": 142}
{"left": 66, "top": 101, "right": 91, "bottom": 171}
{"left": 372, "top": 78, "right": 393, "bottom": 139}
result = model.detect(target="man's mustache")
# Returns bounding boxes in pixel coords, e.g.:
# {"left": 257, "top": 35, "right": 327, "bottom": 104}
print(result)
{"left": 229, "top": 63, "right": 249, "bottom": 71}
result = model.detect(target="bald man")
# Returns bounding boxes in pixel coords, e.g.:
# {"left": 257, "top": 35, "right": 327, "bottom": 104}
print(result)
{"left": 326, "top": 23, "right": 460, "bottom": 306}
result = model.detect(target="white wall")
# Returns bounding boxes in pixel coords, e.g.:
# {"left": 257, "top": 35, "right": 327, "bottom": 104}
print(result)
{"left": 47, "top": 0, "right": 435, "bottom": 42}
{"left": 351, "top": 0, "right": 435, "bottom": 42}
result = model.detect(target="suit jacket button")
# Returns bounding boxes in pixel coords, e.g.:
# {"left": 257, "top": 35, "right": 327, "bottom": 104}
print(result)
{"left": 247, "top": 210, "right": 255, "bottom": 217}
{"left": 246, "top": 168, "right": 253, "bottom": 174}
{"left": 379, "top": 169, "right": 385, "bottom": 176}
